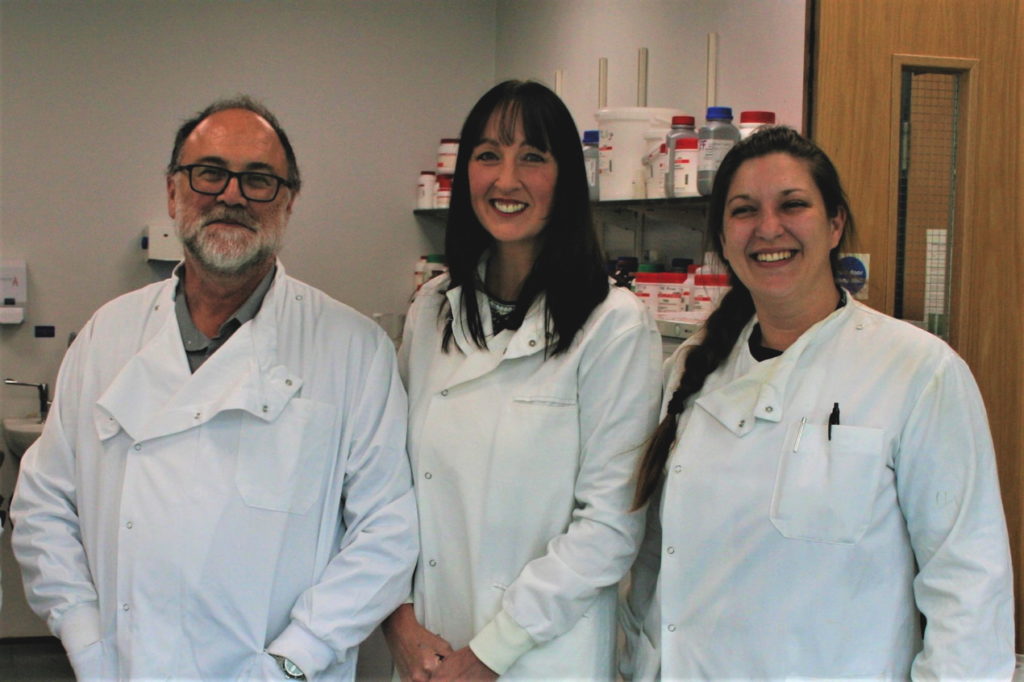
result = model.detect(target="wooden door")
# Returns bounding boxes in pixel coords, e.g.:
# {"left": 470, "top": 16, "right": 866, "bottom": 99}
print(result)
{"left": 811, "top": 0, "right": 1024, "bottom": 649}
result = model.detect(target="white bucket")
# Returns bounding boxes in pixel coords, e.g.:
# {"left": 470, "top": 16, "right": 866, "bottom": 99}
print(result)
{"left": 596, "top": 107, "right": 684, "bottom": 200}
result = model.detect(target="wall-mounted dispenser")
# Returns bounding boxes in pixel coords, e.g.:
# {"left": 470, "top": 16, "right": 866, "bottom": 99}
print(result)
{"left": 0, "top": 259, "right": 27, "bottom": 325}
{"left": 142, "top": 225, "right": 183, "bottom": 261}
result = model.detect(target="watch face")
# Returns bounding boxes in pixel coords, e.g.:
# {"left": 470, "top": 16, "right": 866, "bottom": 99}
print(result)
{"left": 283, "top": 658, "right": 303, "bottom": 677}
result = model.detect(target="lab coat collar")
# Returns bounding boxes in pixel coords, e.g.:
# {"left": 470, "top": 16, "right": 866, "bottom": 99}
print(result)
{"left": 441, "top": 258, "right": 548, "bottom": 389}
{"left": 695, "top": 297, "right": 854, "bottom": 437}
{"left": 95, "top": 261, "right": 302, "bottom": 443}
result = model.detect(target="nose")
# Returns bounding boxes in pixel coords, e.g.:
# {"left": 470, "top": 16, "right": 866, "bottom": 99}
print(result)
{"left": 754, "top": 207, "right": 785, "bottom": 240}
{"left": 494, "top": 157, "right": 522, "bottom": 192}
{"left": 216, "top": 175, "right": 247, "bottom": 206}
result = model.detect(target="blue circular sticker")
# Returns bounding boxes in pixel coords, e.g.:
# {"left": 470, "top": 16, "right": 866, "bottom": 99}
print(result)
{"left": 837, "top": 256, "right": 867, "bottom": 294}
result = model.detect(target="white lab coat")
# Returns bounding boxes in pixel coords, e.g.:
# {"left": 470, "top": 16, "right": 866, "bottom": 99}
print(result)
{"left": 623, "top": 298, "right": 1014, "bottom": 680}
{"left": 11, "top": 263, "right": 419, "bottom": 681}
{"left": 399, "top": 274, "right": 661, "bottom": 679}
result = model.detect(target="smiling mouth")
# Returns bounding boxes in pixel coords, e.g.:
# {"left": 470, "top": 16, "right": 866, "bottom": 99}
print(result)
{"left": 753, "top": 250, "right": 797, "bottom": 263}
{"left": 491, "top": 199, "right": 528, "bottom": 215}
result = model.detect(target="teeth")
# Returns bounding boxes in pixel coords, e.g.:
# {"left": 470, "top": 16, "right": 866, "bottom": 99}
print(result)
{"left": 755, "top": 250, "right": 795, "bottom": 262}
{"left": 493, "top": 200, "right": 527, "bottom": 214}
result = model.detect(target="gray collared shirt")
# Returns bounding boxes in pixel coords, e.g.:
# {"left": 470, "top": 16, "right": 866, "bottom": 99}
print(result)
{"left": 174, "top": 264, "right": 276, "bottom": 373}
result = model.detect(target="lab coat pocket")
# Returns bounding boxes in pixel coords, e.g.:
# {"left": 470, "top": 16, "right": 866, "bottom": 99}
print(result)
{"left": 508, "top": 395, "right": 580, "bottom": 478}
{"left": 770, "top": 422, "right": 885, "bottom": 544}
{"left": 236, "top": 398, "right": 336, "bottom": 514}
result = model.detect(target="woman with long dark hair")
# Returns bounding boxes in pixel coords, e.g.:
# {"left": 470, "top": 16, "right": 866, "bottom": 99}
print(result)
{"left": 383, "top": 80, "right": 661, "bottom": 680}
{"left": 623, "top": 127, "right": 1013, "bottom": 679}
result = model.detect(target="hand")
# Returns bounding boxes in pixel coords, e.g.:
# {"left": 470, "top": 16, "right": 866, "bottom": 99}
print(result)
{"left": 430, "top": 647, "right": 499, "bottom": 682}
{"left": 382, "top": 603, "right": 455, "bottom": 682}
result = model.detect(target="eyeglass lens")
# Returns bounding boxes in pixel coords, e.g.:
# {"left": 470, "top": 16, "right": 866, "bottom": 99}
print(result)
{"left": 187, "top": 165, "right": 281, "bottom": 201}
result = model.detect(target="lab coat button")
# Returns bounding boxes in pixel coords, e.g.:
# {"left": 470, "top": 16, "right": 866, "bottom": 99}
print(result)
{"left": 765, "top": 406, "right": 774, "bottom": 413}
{"left": 856, "top": 323, "right": 864, "bottom": 330}
{"left": 262, "top": 404, "right": 269, "bottom": 413}
{"left": 673, "top": 465, "right": 682, "bottom": 474}
{"left": 428, "top": 559, "right": 437, "bottom": 567}
{"left": 122, "top": 603, "right": 130, "bottom": 612}
{"left": 528, "top": 339, "right": 537, "bottom": 347}
{"left": 126, "top": 521, "right": 133, "bottom": 529}
{"left": 667, "top": 624, "right": 676, "bottom": 632}
{"left": 440, "top": 389, "right": 449, "bottom": 397}
{"left": 285, "top": 379, "right": 293, "bottom": 386}
{"left": 194, "top": 412, "right": 201, "bottom": 420}
{"left": 424, "top": 472, "right": 433, "bottom": 480}
{"left": 134, "top": 444, "right": 142, "bottom": 451}
{"left": 666, "top": 546, "right": 675, "bottom": 555}
{"left": 738, "top": 419, "right": 745, "bottom": 429}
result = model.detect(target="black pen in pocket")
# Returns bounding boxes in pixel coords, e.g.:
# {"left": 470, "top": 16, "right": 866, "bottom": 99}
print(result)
{"left": 828, "top": 402, "right": 840, "bottom": 440}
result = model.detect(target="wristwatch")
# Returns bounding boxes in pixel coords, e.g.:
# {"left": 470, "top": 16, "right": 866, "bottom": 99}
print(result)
{"left": 269, "top": 653, "right": 306, "bottom": 680}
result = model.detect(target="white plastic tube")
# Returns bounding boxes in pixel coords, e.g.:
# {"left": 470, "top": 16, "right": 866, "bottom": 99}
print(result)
{"left": 637, "top": 47, "right": 649, "bottom": 107}
{"left": 598, "top": 58, "right": 608, "bottom": 109}
{"left": 706, "top": 33, "right": 718, "bottom": 108}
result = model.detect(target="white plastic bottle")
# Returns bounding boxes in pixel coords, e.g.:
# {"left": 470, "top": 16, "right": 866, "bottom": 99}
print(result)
{"left": 697, "top": 107, "right": 740, "bottom": 196}
{"left": 416, "top": 171, "right": 436, "bottom": 209}
{"left": 664, "top": 115, "right": 698, "bottom": 197}
{"left": 738, "top": 111, "right": 776, "bottom": 139}
{"left": 669, "top": 137, "right": 699, "bottom": 197}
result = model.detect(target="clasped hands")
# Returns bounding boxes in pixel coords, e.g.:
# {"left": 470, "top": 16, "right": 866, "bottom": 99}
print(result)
{"left": 383, "top": 604, "right": 498, "bottom": 682}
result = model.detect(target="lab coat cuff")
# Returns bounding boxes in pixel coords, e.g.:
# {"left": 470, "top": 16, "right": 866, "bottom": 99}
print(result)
{"left": 468, "top": 610, "right": 536, "bottom": 675}
{"left": 268, "top": 621, "right": 337, "bottom": 679}
{"left": 56, "top": 601, "right": 102, "bottom": 655}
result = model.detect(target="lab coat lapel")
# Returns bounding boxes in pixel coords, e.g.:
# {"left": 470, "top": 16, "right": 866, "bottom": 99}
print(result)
{"left": 442, "top": 285, "right": 546, "bottom": 389}
{"left": 695, "top": 306, "right": 848, "bottom": 437}
{"left": 96, "top": 269, "right": 301, "bottom": 443}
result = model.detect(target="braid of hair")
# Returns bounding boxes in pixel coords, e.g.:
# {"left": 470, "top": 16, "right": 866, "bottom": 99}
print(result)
{"left": 633, "top": 284, "right": 755, "bottom": 508}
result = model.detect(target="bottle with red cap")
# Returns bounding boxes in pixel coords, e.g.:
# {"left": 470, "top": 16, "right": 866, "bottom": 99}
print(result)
{"left": 664, "top": 115, "right": 698, "bottom": 198}
{"left": 738, "top": 111, "right": 776, "bottom": 139}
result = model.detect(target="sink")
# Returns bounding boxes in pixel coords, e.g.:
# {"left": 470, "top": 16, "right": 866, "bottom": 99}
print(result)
{"left": 2, "top": 417, "right": 45, "bottom": 459}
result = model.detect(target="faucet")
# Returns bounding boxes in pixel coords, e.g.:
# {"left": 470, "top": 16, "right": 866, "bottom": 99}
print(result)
{"left": 4, "top": 378, "right": 50, "bottom": 422}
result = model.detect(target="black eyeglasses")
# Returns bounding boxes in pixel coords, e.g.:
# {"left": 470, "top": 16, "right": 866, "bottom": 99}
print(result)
{"left": 174, "top": 164, "right": 291, "bottom": 202}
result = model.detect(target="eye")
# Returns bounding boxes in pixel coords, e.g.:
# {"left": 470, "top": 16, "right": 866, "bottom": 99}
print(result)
{"left": 473, "top": 149, "right": 499, "bottom": 162}
{"left": 243, "top": 173, "right": 274, "bottom": 189}
{"left": 521, "top": 151, "right": 548, "bottom": 163}
{"left": 196, "top": 166, "right": 226, "bottom": 181}
{"left": 729, "top": 204, "right": 755, "bottom": 217}
{"left": 782, "top": 199, "right": 810, "bottom": 210}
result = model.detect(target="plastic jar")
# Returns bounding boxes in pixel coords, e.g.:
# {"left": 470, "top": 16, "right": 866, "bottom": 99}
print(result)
{"left": 657, "top": 272, "right": 686, "bottom": 315}
{"left": 437, "top": 139, "right": 459, "bottom": 175}
{"left": 738, "top": 111, "right": 776, "bottom": 139}
{"left": 434, "top": 174, "right": 453, "bottom": 208}
{"left": 631, "top": 272, "right": 660, "bottom": 317}
{"left": 697, "top": 107, "right": 740, "bottom": 196}
{"left": 417, "top": 171, "right": 436, "bottom": 209}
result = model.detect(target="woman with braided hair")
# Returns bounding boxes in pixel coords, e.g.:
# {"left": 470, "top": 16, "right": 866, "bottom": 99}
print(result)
{"left": 621, "top": 127, "right": 1013, "bottom": 679}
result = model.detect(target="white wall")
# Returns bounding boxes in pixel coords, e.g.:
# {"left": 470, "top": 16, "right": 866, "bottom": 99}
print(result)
{"left": 0, "top": 0, "right": 497, "bottom": 418}
{"left": 495, "top": 0, "right": 807, "bottom": 136}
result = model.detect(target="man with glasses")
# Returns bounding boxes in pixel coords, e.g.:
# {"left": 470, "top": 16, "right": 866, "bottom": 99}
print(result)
{"left": 12, "top": 97, "right": 418, "bottom": 681}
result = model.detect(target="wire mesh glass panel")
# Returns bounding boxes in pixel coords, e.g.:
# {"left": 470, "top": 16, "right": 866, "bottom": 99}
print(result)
{"left": 895, "top": 70, "right": 959, "bottom": 339}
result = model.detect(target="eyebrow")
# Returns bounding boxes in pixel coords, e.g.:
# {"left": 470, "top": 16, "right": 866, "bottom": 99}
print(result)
{"left": 190, "top": 156, "right": 279, "bottom": 174}
{"left": 726, "top": 187, "right": 807, "bottom": 204}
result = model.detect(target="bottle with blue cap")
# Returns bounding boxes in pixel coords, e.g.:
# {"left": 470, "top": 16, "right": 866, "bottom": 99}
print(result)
{"left": 697, "top": 106, "right": 740, "bottom": 196}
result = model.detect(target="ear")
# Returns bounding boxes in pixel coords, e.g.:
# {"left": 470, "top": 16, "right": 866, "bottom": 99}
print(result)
{"left": 167, "top": 174, "right": 177, "bottom": 220}
{"left": 283, "top": 189, "right": 298, "bottom": 216}
{"left": 828, "top": 206, "right": 846, "bottom": 249}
